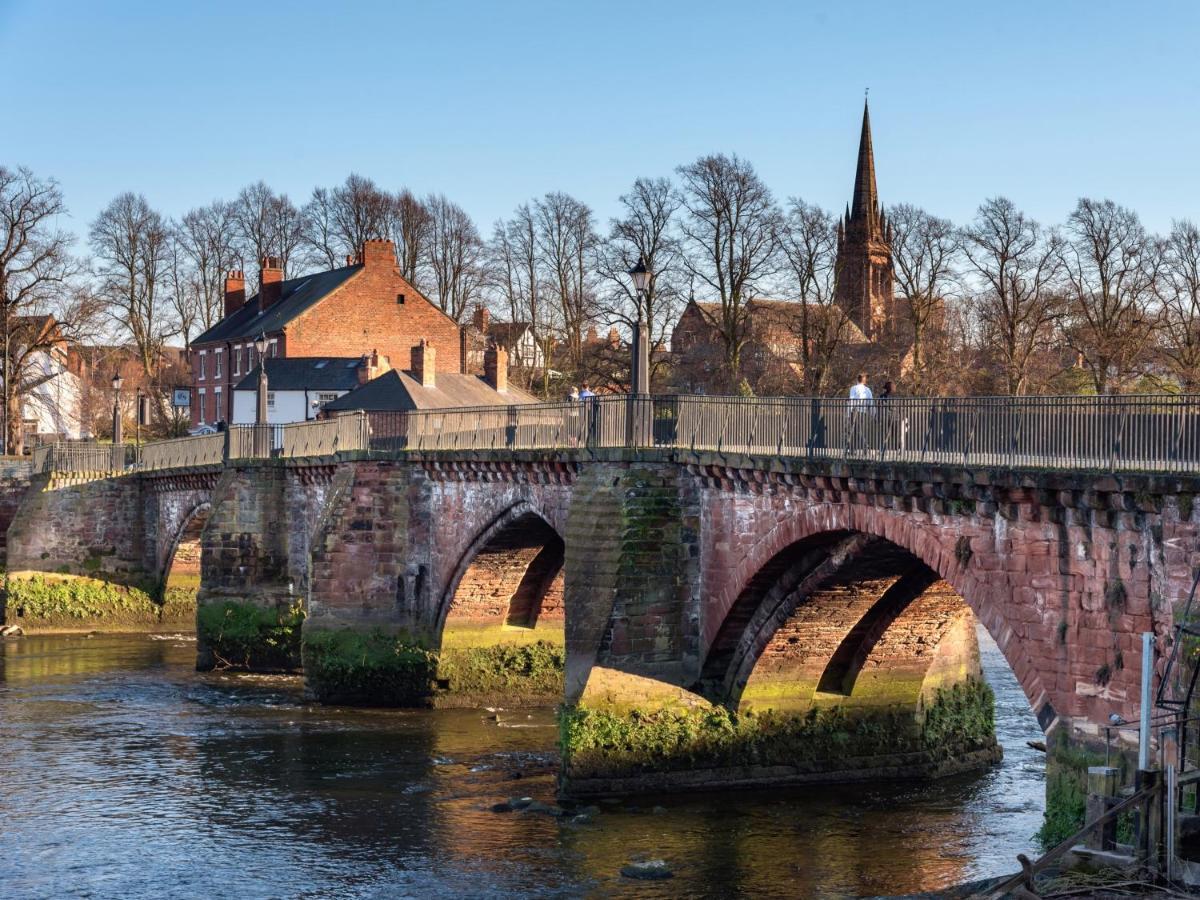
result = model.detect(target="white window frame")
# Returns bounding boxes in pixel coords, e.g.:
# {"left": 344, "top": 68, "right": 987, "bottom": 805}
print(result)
{"left": 197, "top": 387, "right": 206, "bottom": 423}
{"left": 213, "top": 386, "right": 223, "bottom": 422}
{"left": 198, "top": 350, "right": 207, "bottom": 381}
{"left": 266, "top": 391, "right": 276, "bottom": 411}
{"left": 214, "top": 348, "right": 224, "bottom": 379}
{"left": 233, "top": 344, "right": 242, "bottom": 376}
{"left": 269, "top": 338, "right": 279, "bottom": 358}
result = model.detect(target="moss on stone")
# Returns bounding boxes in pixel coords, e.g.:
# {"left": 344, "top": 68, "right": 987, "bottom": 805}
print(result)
{"left": 196, "top": 599, "right": 304, "bottom": 671}
{"left": 4, "top": 572, "right": 164, "bottom": 629}
{"left": 437, "top": 641, "right": 564, "bottom": 699}
{"left": 303, "top": 630, "right": 565, "bottom": 706}
{"left": 560, "top": 677, "right": 997, "bottom": 779}
{"left": 303, "top": 628, "right": 436, "bottom": 705}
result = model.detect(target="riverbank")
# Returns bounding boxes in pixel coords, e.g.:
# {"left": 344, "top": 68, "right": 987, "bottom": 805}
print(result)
{"left": 2, "top": 571, "right": 196, "bottom": 633}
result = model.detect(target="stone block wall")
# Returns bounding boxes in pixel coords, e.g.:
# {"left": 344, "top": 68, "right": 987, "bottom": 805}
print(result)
{"left": 0, "top": 459, "right": 32, "bottom": 566}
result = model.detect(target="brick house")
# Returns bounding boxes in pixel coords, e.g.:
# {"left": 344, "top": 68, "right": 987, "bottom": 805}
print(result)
{"left": 189, "top": 239, "right": 461, "bottom": 427}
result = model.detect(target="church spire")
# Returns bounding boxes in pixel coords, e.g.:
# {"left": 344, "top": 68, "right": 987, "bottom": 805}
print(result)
{"left": 849, "top": 98, "right": 878, "bottom": 227}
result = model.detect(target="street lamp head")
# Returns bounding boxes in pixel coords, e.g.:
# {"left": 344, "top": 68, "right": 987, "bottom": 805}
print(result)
{"left": 111, "top": 372, "right": 123, "bottom": 392}
{"left": 628, "top": 256, "right": 650, "bottom": 295}
{"left": 254, "top": 332, "right": 268, "bottom": 356}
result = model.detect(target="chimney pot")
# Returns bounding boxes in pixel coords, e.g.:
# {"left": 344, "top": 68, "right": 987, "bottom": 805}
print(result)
{"left": 224, "top": 270, "right": 246, "bottom": 318}
{"left": 260, "top": 257, "right": 284, "bottom": 309}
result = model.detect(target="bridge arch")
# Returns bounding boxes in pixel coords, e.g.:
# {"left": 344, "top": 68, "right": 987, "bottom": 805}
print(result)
{"left": 700, "top": 502, "right": 1056, "bottom": 733}
{"left": 433, "top": 501, "right": 566, "bottom": 704}
{"left": 158, "top": 501, "right": 213, "bottom": 618}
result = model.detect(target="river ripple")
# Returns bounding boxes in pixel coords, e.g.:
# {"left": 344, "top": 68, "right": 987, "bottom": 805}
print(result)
{"left": 0, "top": 627, "right": 1043, "bottom": 898}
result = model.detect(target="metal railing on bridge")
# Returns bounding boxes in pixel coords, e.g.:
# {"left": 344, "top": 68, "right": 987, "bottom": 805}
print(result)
{"left": 30, "top": 394, "right": 1200, "bottom": 475}
{"left": 364, "top": 393, "right": 1200, "bottom": 473}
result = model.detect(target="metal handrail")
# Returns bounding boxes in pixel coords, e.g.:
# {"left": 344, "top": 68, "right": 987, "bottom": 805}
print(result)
{"left": 33, "top": 393, "right": 1200, "bottom": 475}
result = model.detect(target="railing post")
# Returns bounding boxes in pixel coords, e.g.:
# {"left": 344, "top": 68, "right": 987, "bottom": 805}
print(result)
{"left": 1085, "top": 766, "right": 1119, "bottom": 850}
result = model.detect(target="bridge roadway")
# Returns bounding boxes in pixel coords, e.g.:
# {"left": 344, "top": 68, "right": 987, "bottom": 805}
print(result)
{"left": 6, "top": 393, "right": 1200, "bottom": 794}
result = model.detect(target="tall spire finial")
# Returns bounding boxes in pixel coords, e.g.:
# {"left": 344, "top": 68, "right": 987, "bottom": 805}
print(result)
{"left": 849, "top": 96, "right": 878, "bottom": 227}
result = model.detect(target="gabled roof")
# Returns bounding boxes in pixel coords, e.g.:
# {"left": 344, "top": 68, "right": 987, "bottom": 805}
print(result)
{"left": 488, "top": 321, "right": 535, "bottom": 345}
{"left": 686, "top": 298, "right": 869, "bottom": 344}
{"left": 232, "top": 357, "right": 363, "bottom": 392}
{"left": 193, "top": 264, "right": 362, "bottom": 345}
{"left": 322, "top": 369, "right": 538, "bottom": 413}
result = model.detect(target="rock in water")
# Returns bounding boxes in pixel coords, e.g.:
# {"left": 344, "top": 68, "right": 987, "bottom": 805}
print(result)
{"left": 620, "top": 859, "right": 673, "bottom": 880}
{"left": 0, "top": 625, "right": 23, "bottom": 637}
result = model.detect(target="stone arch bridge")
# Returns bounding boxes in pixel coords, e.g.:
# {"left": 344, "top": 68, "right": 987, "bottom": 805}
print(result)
{"left": 5, "top": 395, "right": 1200, "bottom": 795}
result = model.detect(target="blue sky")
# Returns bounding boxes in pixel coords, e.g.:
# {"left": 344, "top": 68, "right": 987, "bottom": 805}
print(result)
{"left": 2, "top": 0, "right": 1198, "bottom": 245}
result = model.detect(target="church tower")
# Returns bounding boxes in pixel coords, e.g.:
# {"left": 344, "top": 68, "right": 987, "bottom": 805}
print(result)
{"left": 835, "top": 99, "right": 894, "bottom": 340}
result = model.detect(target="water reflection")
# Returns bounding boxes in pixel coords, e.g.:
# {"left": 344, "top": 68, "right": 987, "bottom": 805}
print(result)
{"left": 0, "top": 627, "right": 1042, "bottom": 898}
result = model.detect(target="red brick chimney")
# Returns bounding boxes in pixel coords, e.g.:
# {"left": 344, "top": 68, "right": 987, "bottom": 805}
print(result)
{"left": 224, "top": 270, "right": 246, "bottom": 318}
{"left": 357, "top": 349, "right": 391, "bottom": 385}
{"left": 260, "top": 257, "right": 284, "bottom": 309}
{"left": 472, "top": 306, "right": 490, "bottom": 332}
{"left": 484, "top": 343, "right": 508, "bottom": 394}
{"left": 361, "top": 239, "right": 396, "bottom": 268}
{"left": 411, "top": 339, "right": 436, "bottom": 388}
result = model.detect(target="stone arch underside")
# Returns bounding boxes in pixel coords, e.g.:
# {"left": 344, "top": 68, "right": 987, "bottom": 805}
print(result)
{"left": 437, "top": 502, "right": 566, "bottom": 653}
{"left": 160, "top": 502, "right": 213, "bottom": 618}
{"left": 699, "top": 501, "right": 1057, "bottom": 733}
{"left": 700, "top": 532, "right": 984, "bottom": 724}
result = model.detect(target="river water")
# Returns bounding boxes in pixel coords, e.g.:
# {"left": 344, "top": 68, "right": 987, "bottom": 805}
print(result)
{"left": 0, "top": 627, "right": 1043, "bottom": 899}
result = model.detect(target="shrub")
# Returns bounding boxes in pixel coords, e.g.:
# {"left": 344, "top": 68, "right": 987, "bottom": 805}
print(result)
{"left": 304, "top": 628, "right": 437, "bottom": 705}
{"left": 197, "top": 599, "right": 304, "bottom": 671}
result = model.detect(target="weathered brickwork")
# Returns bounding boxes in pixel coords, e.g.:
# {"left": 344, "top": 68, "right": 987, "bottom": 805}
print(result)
{"left": 308, "top": 457, "right": 574, "bottom": 646}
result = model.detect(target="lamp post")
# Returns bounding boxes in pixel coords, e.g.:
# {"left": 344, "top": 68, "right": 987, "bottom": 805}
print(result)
{"left": 628, "top": 256, "right": 650, "bottom": 396}
{"left": 254, "top": 333, "right": 269, "bottom": 425}
{"left": 111, "top": 372, "right": 124, "bottom": 445}
{"left": 135, "top": 388, "right": 144, "bottom": 449}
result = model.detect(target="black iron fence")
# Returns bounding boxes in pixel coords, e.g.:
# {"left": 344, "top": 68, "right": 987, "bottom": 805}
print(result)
{"left": 31, "top": 394, "right": 1200, "bottom": 475}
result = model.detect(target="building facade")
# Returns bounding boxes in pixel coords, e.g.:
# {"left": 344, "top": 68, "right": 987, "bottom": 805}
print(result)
{"left": 189, "top": 239, "right": 461, "bottom": 428}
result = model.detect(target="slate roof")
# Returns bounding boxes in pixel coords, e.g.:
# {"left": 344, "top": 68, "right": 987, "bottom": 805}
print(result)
{"left": 232, "top": 357, "right": 363, "bottom": 392}
{"left": 322, "top": 369, "right": 538, "bottom": 413}
{"left": 193, "top": 264, "right": 362, "bottom": 345}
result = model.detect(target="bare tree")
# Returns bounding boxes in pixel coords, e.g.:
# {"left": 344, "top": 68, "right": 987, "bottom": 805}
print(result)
{"left": 231, "top": 181, "right": 306, "bottom": 282}
{"left": 332, "top": 173, "right": 390, "bottom": 255}
{"left": 301, "top": 186, "right": 341, "bottom": 270}
{"left": 1060, "top": 198, "right": 1162, "bottom": 394}
{"left": 388, "top": 189, "right": 430, "bottom": 288}
{"left": 90, "top": 192, "right": 177, "bottom": 379}
{"left": 888, "top": 203, "right": 958, "bottom": 392}
{"left": 780, "top": 199, "right": 851, "bottom": 394}
{"left": 959, "top": 197, "right": 1064, "bottom": 395}
{"left": 0, "top": 166, "right": 90, "bottom": 452}
{"left": 594, "top": 177, "right": 683, "bottom": 389}
{"left": 174, "top": 200, "right": 238, "bottom": 342}
{"left": 1158, "top": 220, "right": 1200, "bottom": 391}
{"left": 535, "top": 191, "right": 598, "bottom": 375}
{"left": 425, "top": 194, "right": 485, "bottom": 322}
{"left": 676, "top": 153, "right": 781, "bottom": 386}
{"left": 487, "top": 204, "right": 555, "bottom": 392}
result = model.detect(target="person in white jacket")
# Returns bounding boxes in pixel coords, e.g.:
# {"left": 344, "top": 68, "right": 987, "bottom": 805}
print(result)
{"left": 848, "top": 372, "right": 873, "bottom": 451}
